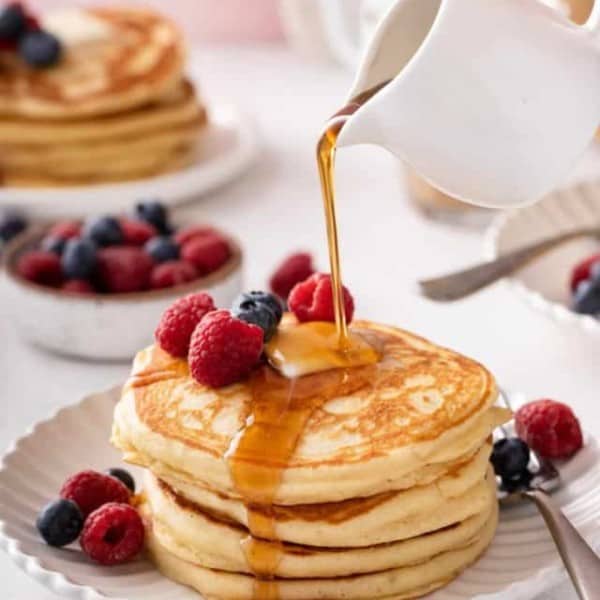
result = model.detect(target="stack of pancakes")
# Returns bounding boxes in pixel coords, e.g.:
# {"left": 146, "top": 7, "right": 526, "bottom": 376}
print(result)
{"left": 112, "top": 321, "right": 509, "bottom": 599}
{"left": 0, "top": 7, "right": 206, "bottom": 186}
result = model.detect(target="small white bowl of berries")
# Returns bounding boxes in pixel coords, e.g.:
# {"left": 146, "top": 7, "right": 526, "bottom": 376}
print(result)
{"left": 485, "top": 181, "right": 600, "bottom": 336}
{"left": 2, "top": 201, "right": 243, "bottom": 360}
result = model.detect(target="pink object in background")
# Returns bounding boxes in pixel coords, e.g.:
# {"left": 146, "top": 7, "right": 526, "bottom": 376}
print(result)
{"left": 28, "top": 0, "right": 284, "bottom": 42}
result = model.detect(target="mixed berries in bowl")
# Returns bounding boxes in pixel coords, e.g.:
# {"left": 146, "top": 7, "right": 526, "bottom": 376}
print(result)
{"left": 2, "top": 201, "right": 242, "bottom": 360}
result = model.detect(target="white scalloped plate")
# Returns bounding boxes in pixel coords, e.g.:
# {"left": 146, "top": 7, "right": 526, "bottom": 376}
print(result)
{"left": 0, "top": 105, "right": 259, "bottom": 219}
{"left": 484, "top": 180, "right": 600, "bottom": 336}
{"left": 1, "top": 388, "right": 600, "bottom": 600}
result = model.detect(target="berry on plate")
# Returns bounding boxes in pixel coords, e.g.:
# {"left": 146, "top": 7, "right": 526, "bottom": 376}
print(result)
{"left": 570, "top": 253, "right": 600, "bottom": 292}
{"left": 232, "top": 291, "right": 283, "bottom": 342}
{"left": 119, "top": 218, "right": 157, "bottom": 246}
{"left": 135, "top": 200, "right": 170, "bottom": 234}
{"left": 0, "top": 211, "right": 27, "bottom": 242}
{"left": 80, "top": 503, "right": 144, "bottom": 566}
{"left": 36, "top": 498, "right": 84, "bottom": 547}
{"left": 155, "top": 292, "right": 216, "bottom": 357}
{"left": 84, "top": 216, "right": 123, "bottom": 247}
{"left": 189, "top": 309, "right": 263, "bottom": 388}
{"left": 106, "top": 468, "right": 135, "bottom": 493}
{"left": 150, "top": 260, "right": 197, "bottom": 289}
{"left": 40, "top": 236, "right": 66, "bottom": 255}
{"left": 96, "top": 246, "right": 153, "bottom": 293}
{"left": 17, "top": 251, "right": 63, "bottom": 286}
{"left": 61, "top": 279, "right": 94, "bottom": 294}
{"left": 572, "top": 278, "right": 600, "bottom": 316}
{"left": 181, "top": 234, "right": 230, "bottom": 274}
{"left": 19, "top": 29, "right": 61, "bottom": 68}
{"left": 60, "top": 470, "right": 131, "bottom": 518}
{"left": 145, "top": 235, "right": 179, "bottom": 263}
{"left": 269, "top": 252, "right": 315, "bottom": 300}
{"left": 61, "top": 238, "right": 97, "bottom": 280}
{"left": 515, "top": 399, "right": 583, "bottom": 459}
{"left": 490, "top": 438, "right": 530, "bottom": 480}
{"left": 48, "top": 220, "right": 81, "bottom": 240}
{"left": 0, "top": 3, "right": 26, "bottom": 41}
{"left": 288, "top": 273, "right": 354, "bottom": 323}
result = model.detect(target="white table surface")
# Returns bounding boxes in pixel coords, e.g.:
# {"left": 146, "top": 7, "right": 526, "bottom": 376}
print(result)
{"left": 1, "top": 44, "right": 596, "bottom": 600}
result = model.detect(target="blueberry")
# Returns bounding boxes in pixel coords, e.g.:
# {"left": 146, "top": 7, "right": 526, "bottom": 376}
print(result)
{"left": 590, "top": 260, "right": 600, "bottom": 282}
{"left": 145, "top": 236, "right": 179, "bottom": 263}
{"left": 234, "top": 291, "right": 283, "bottom": 324}
{"left": 106, "top": 468, "right": 136, "bottom": 493}
{"left": 61, "top": 239, "right": 97, "bottom": 279}
{"left": 134, "top": 201, "right": 169, "bottom": 234}
{"left": 500, "top": 469, "right": 533, "bottom": 494}
{"left": 83, "top": 216, "right": 123, "bottom": 247}
{"left": 232, "top": 301, "right": 278, "bottom": 342}
{"left": 491, "top": 438, "right": 530, "bottom": 480}
{"left": 572, "top": 278, "right": 600, "bottom": 316}
{"left": 0, "top": 211, "right": 26, "bottom": 242}
{"left": 41, "top": 236, "right": 66, "bottom": 255}
{"left": 36, "top": 499, "right": 83, "bottom": 547}
{"left": 19, "top": 30, "right": 62, "bottom": 68}
{"left": 0, "top": 3, "right": 26, "bottom": 41}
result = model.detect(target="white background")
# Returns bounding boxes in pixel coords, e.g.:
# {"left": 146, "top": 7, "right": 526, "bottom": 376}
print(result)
{"left": 1, "top": 45, "right": 596, "bottom": 599}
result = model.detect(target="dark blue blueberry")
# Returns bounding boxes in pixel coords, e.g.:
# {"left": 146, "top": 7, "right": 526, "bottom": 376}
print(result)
{"left": 491, "top": 438, "right": 530, "bottom": 480}
{"left": 0, "top": 211, "right": 27, "bottom": 242}
{"left": 61, "top": 238, "right": 97, "bottom": 279}
{"left": 40, "top": 236, "right": 66, "bottom": 255}
{"left": 235, "top": 291, "right": 284, "bottom": 324}
{"left": 106, "top": 468, "right": 135, "bottom": 493}
{"left": 19, "top": 30, "right": 62, "bottom": 68}
{"left": 36, "top": 499, "right": 83, "bottom": 547}
{"left": 0, "top": 3, "right": 26, "bottom": 41}
{"left": 83, "top": 216, "right": 123, "bottom": 247}
{"left": 572, "top": 278, "right": 600, "bottom": 316}
{"left": 134, "top": 200, "right": 169, "bottom": 234}
{"left": 500, "top": 469, "right": 533, "bottom": 494}
{"left": 232, "top": 297, "right": 278, "bottom": 342}
{"left": 590, "top": 260, "right": 600, "bottom": 283}
{"left": 144, "top": 236, "right": 179, "bottom": 263}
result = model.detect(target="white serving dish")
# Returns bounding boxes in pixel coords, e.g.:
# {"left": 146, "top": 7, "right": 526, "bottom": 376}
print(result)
{"left": 2, "top": 229, "right": 243, "bottom": 361}
{"left": 485, "top": 180, "right": 600, "bottom": 336}
{"left": 0, "top": 105, "right": 259, "bottom": 218}
{"left": 1, "top": 388, "right": 600, "bottom": 600}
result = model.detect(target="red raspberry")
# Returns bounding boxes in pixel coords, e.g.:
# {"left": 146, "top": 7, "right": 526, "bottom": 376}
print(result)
{"left": 80, "top": 503, "right": 144, "bottom": 566}
{"left": 288, "top": 273, "right": 354, "bottom": 323}
{"left": 269, "top": 252, "right": 315, "bottom": 300}
{"left": 61, "top": 279, "right": 94, "bottom": 294}
{"left": 60, "top": 470, "right": 130, "bottom": 518}
{"left": 155, "top": 292, "right": 215, "bottom": 357}
{"left": 181, "top": 234, "right": 231, "bottom": 275}
{"left": 515, "top": 399, "right": 583, "bottom": 459}
{"left": 174, "top": 225, "right": 217, "bottom": 246}
{"left": 48, "top": 220, "right": 81, "bottom": 240}
{"left": 571, "top": 253, "right": 600, "bottom": 292}
{"left": 189, "top": 309, "right": 263, "bottom": 388}
{"left": 16, "top": 251, "right": 63, "bottom": 287}
{"left": 96, "top": 247, "right": 153, "bottom": 293}
{"left": 150, "top": 260, "right": 198, "bottom": 289}
{"left": 119, "top": 218, "right": 157, "bottom": 246}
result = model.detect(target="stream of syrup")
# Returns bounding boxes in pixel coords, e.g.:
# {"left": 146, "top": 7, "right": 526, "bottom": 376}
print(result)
{"left": 226, "top": 80, "right": 390, "bottom": 599}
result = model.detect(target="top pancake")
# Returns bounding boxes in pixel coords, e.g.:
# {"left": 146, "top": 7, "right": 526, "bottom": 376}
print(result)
{"left": 113, "top": 321, "right": 498, "bottom": 504}
{"left": 0, "top": 7, "right": 185, "bottom": 120}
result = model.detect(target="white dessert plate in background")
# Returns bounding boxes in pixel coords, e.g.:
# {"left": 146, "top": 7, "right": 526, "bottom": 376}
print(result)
{"left": 0, "top": 105, "right": 259, "bottom": 219}
{"left": 1, "top": 389, "right": 599, "bottom": 600}
{"left": 485, "top": 180, "right": 600, "bottom": 336}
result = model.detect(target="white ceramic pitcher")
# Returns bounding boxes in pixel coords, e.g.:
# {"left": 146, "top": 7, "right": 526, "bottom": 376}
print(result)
{"left": 336, "top": 0, "right": 600, "bottom": 208}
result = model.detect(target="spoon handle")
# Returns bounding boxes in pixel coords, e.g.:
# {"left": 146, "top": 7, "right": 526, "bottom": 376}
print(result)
{"left": 418, "top": 229, "right": 595, "bottom": 302}
{"left": 525, "top": 488, "right": 600, "bottom": 600}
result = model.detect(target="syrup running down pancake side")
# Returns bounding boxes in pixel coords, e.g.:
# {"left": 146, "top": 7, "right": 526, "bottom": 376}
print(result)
{"left": 226, "top": 81, "right": 390, "bottom": 598}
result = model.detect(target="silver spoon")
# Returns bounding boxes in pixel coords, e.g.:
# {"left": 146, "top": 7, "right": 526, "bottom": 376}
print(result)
{"left": 419, "top": 226, "right": 600, "bottom": 301}
{"left": 496, "top": 390, "right": 600, "bottom": 600}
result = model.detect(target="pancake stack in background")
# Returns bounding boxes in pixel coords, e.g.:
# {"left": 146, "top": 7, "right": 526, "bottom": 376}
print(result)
{"left": 0, "top": 7, "right": 207, "bottom": 186}
{"left": 113, "top": 320, "right": 510, "bottom": 599}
